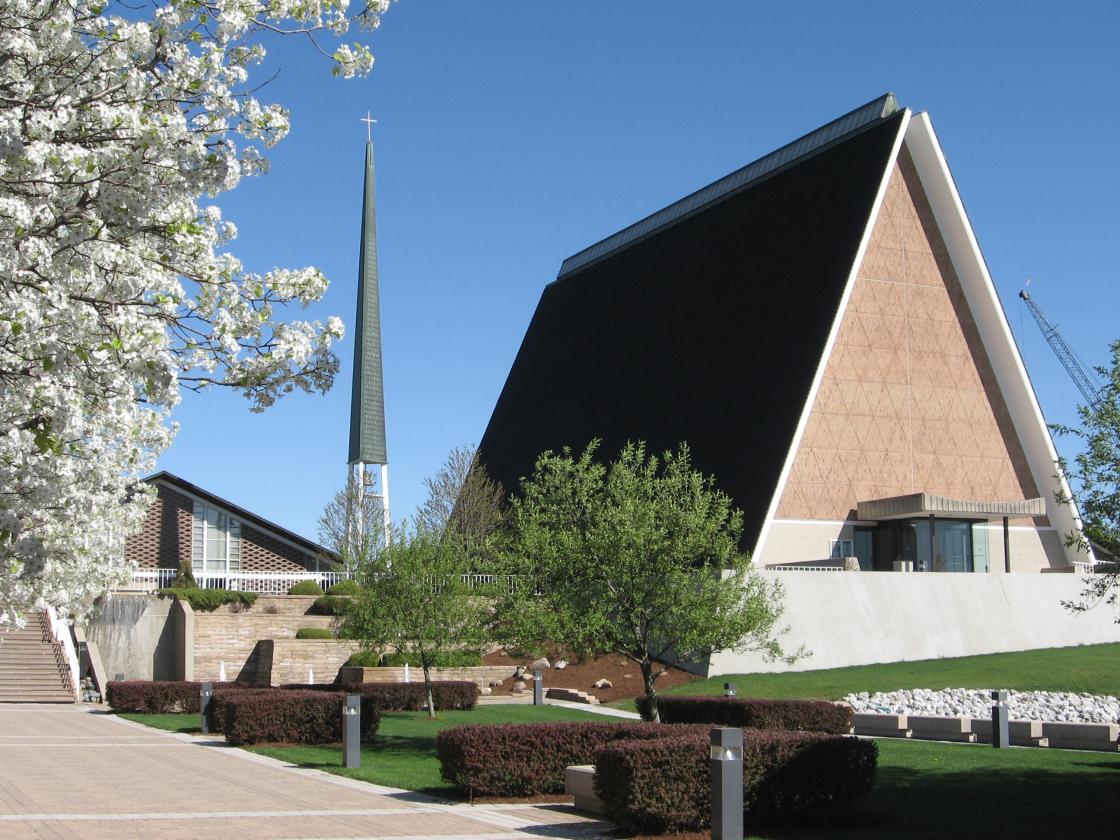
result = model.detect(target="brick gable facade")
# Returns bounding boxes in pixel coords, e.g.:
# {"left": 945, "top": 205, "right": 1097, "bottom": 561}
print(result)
{"left": 126, "top": 479, "right": 324, "bottom": 573}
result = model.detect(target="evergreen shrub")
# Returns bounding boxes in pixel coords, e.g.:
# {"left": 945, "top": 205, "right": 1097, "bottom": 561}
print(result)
{"left": 326, "top": 579, "right": 362, "bottom": 596}
{"left": 287, "top": 580, "right": 324, "bottom": 596}
{"left": 344, "top": 650, "right": 380, "bottom": 668}
{"left": 380, "top": 650, "right": 482, "bottom": 667}
{"left": 294, "top": 627, "right": 333, "bottom": 639}
{"left": 157, "top": 587, "right": 257, "bottom": 611}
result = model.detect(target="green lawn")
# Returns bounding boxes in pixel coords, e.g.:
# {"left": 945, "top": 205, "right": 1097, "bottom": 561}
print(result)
{"left": 650, "top": 643, "right": 1120, "bottom": 703}
{"left": 116, "top": 711, "right": 203, "bottom": 734}
{"left": 769, "top": 739, "right": 1120, "bottom": 840}
{"left": 118, "top": 707, "right": 1120, "bottom": 837}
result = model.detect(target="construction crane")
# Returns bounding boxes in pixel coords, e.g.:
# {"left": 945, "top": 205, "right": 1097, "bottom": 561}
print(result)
{"left": 1019, "top": 290, "right": 1103, "bottom": 409}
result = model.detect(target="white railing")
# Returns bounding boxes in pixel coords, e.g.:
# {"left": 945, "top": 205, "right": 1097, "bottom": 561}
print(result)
{"left": 45, "top": 606, "right": 81, "bottom": 701}
{"left": 767, "top": 564, "right": 846, "bottom": 572}
{"left": 125, "top": 568, "right": 348, "bottom": 595}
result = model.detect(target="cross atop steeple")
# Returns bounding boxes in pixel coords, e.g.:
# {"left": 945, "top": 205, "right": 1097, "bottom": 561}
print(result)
{"left": 361, "top": 111, "right": 378, "bottom": 143}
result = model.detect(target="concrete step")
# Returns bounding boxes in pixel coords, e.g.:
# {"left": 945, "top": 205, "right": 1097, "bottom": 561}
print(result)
{"left": 545, "top": 687, "right": 601, "bottom": 705}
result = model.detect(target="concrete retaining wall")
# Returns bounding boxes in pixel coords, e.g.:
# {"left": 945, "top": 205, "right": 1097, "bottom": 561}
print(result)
{"left": 854, "top": 712, "right": 1118, "bottom": 751}
{"left": 709, "top": 571, "right": 1120, "bottom": 674}
{"left": 86, "top": 594, "right": 178, "bottom": 681}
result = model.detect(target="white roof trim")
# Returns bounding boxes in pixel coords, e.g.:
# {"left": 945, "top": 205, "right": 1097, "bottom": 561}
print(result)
{"left": 752, "top": 109, "right": 912, "bottom": 564}
{"left": 901, "top": 114, "right": 1089, "bottom": 565}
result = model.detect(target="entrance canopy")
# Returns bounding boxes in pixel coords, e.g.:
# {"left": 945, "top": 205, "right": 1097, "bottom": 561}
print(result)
{"left": 856, "top": 493, "right": 1045, "bottom": 523}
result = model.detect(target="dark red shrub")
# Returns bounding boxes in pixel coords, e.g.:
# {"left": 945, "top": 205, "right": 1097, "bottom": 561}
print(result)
{"left": 594, "top": 728, "right": 878, "bottom": 833}
{"left": 435, "top": 721, "right": 707, "bottom": 797}
{"left": 644, "top": 696, "right": 852, "bottom": 734}
{"left": 220, "top": 690, "right": 380, "bottom": 745}
{"left": 341, "top": 681, "right": 479, "bottom": 711}
{"left": 106, "top": 680, "right": 236, "bottom": 714}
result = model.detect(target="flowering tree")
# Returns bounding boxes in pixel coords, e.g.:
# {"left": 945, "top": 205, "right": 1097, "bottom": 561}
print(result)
{"left": 0, "top": 0, "right": 391, "bottom": 624}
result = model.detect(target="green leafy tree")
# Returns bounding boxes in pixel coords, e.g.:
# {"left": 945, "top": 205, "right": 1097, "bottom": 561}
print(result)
{"left": 339, "top": 523, "right": 493, "bottom": 718}
{"left": 493, "top": 441, "right": 794, "bottom": 722}
{"left": 1055, "top": 339, "right": 1120, "bottom": 619}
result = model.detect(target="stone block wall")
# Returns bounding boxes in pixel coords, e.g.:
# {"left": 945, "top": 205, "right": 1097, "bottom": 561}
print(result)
{"left": 257, "top": 639, "right": 363, "bottom": 686}
{"left": 340, "top": 665, "right": 516, "bottom": 689}
{"left": 191, "top": 596, "right": 335, "bottom": 682}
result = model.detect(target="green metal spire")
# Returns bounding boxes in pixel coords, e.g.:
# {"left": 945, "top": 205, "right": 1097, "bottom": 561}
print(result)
{"left": 347, "top": 141, "right": 388, "bottom": 465}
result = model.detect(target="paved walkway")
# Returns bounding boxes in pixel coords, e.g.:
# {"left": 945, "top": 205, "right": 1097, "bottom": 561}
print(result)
{"left": 0, "top": 704, "right": 613, "bottom": 839}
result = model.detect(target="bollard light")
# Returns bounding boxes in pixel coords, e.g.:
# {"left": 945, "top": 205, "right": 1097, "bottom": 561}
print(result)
{"left": 533, "top": 670, "right": 543, "bottom": 705}
{"left": 991, "top": 689, "right": 1010, "bottom": 749}
{"left": 710, "top": 727, "right": 743, "bottom": 840}
{"left": 724, "top": 682, "right": 737, "bottom": 697}
{"left": 343, "top": 694, "right": 361, "bottom": 768}
{"left": 199, "top": 682, "right": 213, "bottom": 735}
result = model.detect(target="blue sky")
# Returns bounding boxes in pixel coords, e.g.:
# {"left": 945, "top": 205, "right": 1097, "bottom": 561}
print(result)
{"left": 159, "top": 1, "right": 1120, "bottom": 541}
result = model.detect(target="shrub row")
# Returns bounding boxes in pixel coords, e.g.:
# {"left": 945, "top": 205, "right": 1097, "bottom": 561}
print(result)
{"left": 157, "top": 587, "right": 258, "bottom": 611}
{"left": 220, "top": 689, "right": 380, "bottom": 745}
{"left": 342, "top": 680, "right": 479, "bottom": 711}
{"left": 106, "top": 680, "right": 235, "bottom": 713}
{"left": 379, "top": 650, "right": 484, "bottom": 668}
{"left": 594, "top": 729, "right": 878, "bottom": 833}
{"left": 435, "top": 721, "right": 708, "bottom": 797}
{"left": 641, "top": 695, "right": 852, "bottom": 734}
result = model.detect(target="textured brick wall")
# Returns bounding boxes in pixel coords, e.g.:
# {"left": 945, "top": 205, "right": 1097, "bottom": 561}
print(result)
{"left": 777, "top": 147, "right": 1043, "bottom": 524}
{"left": 124, "top": 485, "right": 192, "bottom": 570}
{"left": 124, "top": 482, "right": 321, "bottom": 574}
{"left": 240, "top": 525, "right": 320, "bottom": 574}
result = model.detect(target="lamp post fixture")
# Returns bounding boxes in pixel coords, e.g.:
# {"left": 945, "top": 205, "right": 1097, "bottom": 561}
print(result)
{"left": 991, "top": 689, "right": 1010, "bottom": 749}
{"left": 199, "top": 682, "right": 213, "bottom": 734}
{"left": 343, "top": 694, "right": 361, "bottom": 768}
{"left": 710, "top": 727, "right": 744, "bottom": 839}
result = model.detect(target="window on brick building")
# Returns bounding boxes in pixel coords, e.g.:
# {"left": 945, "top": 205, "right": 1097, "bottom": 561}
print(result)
{"left": 192, "top": 501, "right": 241, "bottom": 574}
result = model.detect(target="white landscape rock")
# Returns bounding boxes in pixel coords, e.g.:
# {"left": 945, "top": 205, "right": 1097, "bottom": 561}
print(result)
{"left": 844, "top": 688, "right": 1120, "bottom": 724}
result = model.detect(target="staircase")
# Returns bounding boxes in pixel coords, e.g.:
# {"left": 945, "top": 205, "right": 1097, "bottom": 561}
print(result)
{"left": 0, "top": 611, "right": 76, "bottom": 702}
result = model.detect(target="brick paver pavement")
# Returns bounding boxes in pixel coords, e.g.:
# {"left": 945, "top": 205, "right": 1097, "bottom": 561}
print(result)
{"left": 0, "top": 704, "right": 613, "bottom": 839}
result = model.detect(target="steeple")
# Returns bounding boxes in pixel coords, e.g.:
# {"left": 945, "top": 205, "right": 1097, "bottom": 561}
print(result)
{"left": 345, "top": 119, "right": 390, "bottom": 555}
{"left": 347, "top": 138, "right": 388, "bottom": 466}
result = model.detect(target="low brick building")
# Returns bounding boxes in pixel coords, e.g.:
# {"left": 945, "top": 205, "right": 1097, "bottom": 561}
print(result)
{"left": 124, "top": 472, "right": 340, "bottom": 594}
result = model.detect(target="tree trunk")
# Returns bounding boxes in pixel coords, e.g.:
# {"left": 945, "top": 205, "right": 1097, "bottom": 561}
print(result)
{"left": 640, "top": 659, "right": 659, "bottom": 723}
{"left": 421, "top": 653, "right": 436, "bottom": 719}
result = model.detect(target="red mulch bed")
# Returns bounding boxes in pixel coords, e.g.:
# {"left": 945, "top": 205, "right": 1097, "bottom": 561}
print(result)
{"left": 481, "top": 649, "right": 701, "bottom": 705}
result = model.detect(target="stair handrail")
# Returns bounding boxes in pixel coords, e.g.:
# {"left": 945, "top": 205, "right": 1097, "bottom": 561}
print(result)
{"left": 45, "top": 606, "right": 81, "bottom": 701}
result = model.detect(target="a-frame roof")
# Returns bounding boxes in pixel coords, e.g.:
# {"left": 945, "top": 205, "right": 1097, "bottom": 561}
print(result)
{"left": 478, "top": 97, "right": 908, "bottom": 549}
{"left": 145, "top": 471, "right": 336, "bottom": 561}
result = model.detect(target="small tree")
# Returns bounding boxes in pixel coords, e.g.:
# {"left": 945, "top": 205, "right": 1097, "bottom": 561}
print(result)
{"left": 494, "top": 441, "right": 794, "bottom": 722}
{"left": 318, "top": 471, "right": 387, "bottom": 575}
{"left": 415, "top": 444, "right": 506, "bottom": 568}
{"left": 1055, "top": 339, "right": 1120, "bottom": 620}
{"left": 340, "top": 523, "right": 493, "bottom": 718}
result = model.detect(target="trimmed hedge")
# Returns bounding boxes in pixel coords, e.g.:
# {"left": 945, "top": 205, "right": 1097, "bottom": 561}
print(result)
{"left": 107, "top": 680, "right": 210, "bottom": 713}
{"left": 220, "top": 689, "right": 380, "bottom": 745}
{"left": 287, "top": 580, "right": 324, "bottom": 596}
{"left": 345, "top": 650, "right": 380, "bottom": 668}
{"left": 640, "top": 696, "right": 852, "bottom": 734}
{"left": 435, "top": 721, "right": 707, "bottom": 797}
{"left": 327, "top": 579, "right": 362, "bottom": 596}
{"left": 294, "top": 627, "right": 333, "bottom": 639}
{"left": 343, "top": 680, "right": 479, "bottom": 711}
{"left": 594, "top": 729, "right": 878, "bottom": 833}
{"left": 312, "top": 594, "right": 349, "bottom": 615}
{"left": 380, "top": 650, "right": 482, "bottom": 667}
{"left": 157, "top": 587, "right": 258, "bottom": 611}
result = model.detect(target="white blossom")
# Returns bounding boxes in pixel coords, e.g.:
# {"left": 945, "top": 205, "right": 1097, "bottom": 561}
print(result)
{"left": 0, "top": 0, "right": 391, "bottom": 626}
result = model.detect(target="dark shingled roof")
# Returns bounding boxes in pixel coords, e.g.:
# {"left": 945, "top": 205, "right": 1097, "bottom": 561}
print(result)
{"left": 478, "top": 102, "right": 906, "bottom": 549}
